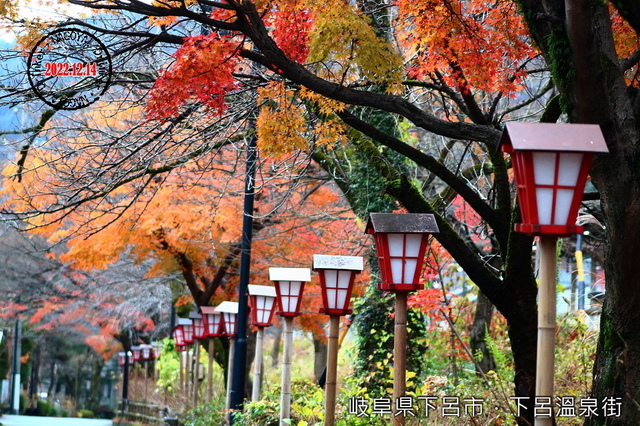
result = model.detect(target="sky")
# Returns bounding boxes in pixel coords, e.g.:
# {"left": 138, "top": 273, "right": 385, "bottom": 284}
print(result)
{"left": 0, "top": 0, "right": 88, "bottom": 42}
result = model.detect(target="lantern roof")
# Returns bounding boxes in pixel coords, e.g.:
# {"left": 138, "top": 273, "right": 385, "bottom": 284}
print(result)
{"left": 177, "top": 318, "right": 192, "bottom": 326}
{"left": 199, "top": 306, "right": 218, "bottom": 315}
{"left": 313, "top": 254, "right": 363, "bottom": 271}
{"left": 365, "top": 213, "right": 439, "bottom": 234}
{"left": 188, "top": 312, "right": 202, "bottom": 320}
{"left": 269, "top": 267, "right": 311, "bottom": 282}
{"left": 248, "top": 284, "right": 277, "bottom": 297}
{"left": 215, "top": 301, "right": 239, "bottom": 314}
{"left": 499, "top": 122, "right": 608, "bottom": 153}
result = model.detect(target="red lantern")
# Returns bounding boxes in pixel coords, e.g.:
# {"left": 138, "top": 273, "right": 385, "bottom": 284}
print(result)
{"left": 200, "top": 306, "right": 224, "bottom": 337}
{"left": 215, "top": 301, "right": 239, "bottom": 337}
{"left": 176, "top": 344, "right": 187, "bottom": 352}
{"left": 269, "top": 267, "right": 311, "bottom": 317}
{"left": 152, "top": 342, "right": 162, "bottom": 358}
{"left": 173, "top": 325, "right": 185, "bottom": 346}
{"left": 500, "top": 122, "right": 608, "bottom": 236}
{"left": 118, "top": 352, "right": 127, "bottom": 366}
{"left": 131, "top": 346, "right": 142, "bottom": 361}
{"left": 140, "top": 344, "right": 153, "bottom": 360}
{"left": 366, "top": 213, "right": 439, "bottom": 292}
{"left": 190, "top": 312, "right": 206, "bottom": 339}
{"left": 178, "top": 318, "right": 194, "bottom": 344}
{"left": 313, "top": 255, "right": 363, "bottom": 316}
{"left": 248, "top": 285, "right": 277, "bottom": 327}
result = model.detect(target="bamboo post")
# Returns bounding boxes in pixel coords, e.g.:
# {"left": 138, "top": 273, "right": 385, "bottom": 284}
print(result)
{"left": 324, "top": 316, "right": 340, "bottom": 426}
{"left": 535, "top": 236, "right": 557, "bottom": 426}
{"left": 280, "top": 317, "right": 294, "bottom": 425}
{"left": 193, "top": 340, "right": 200, "bottom": 407}
{"left": 186, "top": 348, "right": 192, "bottom": 407}
{"left": 226, "top": 338, "right": 236, "bottom": 415}
{"left": 393, "top": 292, "right": 408, "bottom": 426}
{"left": 208, "top": 339, "right": 215, "bottom": 401}
{"left": 144, "top": 361, "right": 149, "bottom": 401}
{"left": 179, "top": 351, "right": 184, "bottom": 398}
{"left": 131, "top": 362, "right": 137, "bottom": 402}
{"left": 252, "top": 327, "right": 265, "bottom": 401}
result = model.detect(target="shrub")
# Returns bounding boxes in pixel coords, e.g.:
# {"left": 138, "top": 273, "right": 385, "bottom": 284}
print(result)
{"left": 93, "top": 406, "right": 116, "bottom": 419}
{"left": 77, "top": 409, "right": 95, "bottom": 418}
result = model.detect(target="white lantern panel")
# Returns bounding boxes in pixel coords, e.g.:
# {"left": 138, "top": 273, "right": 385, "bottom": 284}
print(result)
{"left": 336, "top": 289, "right": 348, "bottom": 310}
{"left": 255, "top": 296, "right": 275, "bottom": 324}
{"left": 324, "top": 270, "right": 337, "bottom": 287}
{"left": 390, "top": 259, "right": 404, "bottom": 284}
{"left": 326, "top": 288, "right": 336, "bottom": 309}
{"left": 224, "top": 313, "right": 237, "bottom": 335}
{"left": 554, "top": 188, "right": 576, "bottom": 225}
{"left": 404, "top": 234, "right": 423, "bottom": 257}
{"left": 279, "top": 281, "right": 302, "bottom": 313}
{"left": 403, "top": 258, "right": 418, "bottom": 283}
{"left": 557, "top": 152, "right": 583, "bottom": 186}
{"left": 337, "top": 270, "right": 352, "bottom": 288}
{"left": 535, "top": 187, "right": 554, "bottom": 225}
{"left": 533, "top": 152, "right": 557, "bottom": 186}
{"left": 387, "top": 234, "right": 405, "bottom": 256}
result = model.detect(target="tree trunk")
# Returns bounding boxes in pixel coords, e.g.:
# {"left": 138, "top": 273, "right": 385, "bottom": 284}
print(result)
{"left": 271, "top": 324, "right": 283, "bottom": 367}
{"left": 469, "top": 291, "right": 496, "bottom": 376}
{"left": 313, "top": 337, "right": 328, "bottom": 384}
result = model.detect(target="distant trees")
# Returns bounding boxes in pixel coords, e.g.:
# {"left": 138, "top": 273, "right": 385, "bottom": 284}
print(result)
{"left": 1, "top": 0, "right": 639, "bottom": 423}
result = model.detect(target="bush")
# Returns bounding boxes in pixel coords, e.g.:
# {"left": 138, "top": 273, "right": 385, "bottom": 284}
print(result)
{"left": 232, "top": 379, "right": 324, "bottom": 426}
{"left": 37, "top": 400, "right": 52, "bottom": 416}
{"left": 93, "top": 406, "right": 116, "bottom": 419}
{"left": 77, "top": 409, "right": 95, "bottom": 418}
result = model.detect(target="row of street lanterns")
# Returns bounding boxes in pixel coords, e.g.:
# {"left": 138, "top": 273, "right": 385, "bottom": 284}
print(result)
{"left": 115, "top": 122, "right": 608, "bottom": 426}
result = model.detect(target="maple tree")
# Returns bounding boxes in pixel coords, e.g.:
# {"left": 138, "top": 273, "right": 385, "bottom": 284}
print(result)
{"left": 0, "top": 96, "right": 368, "bottom": 383}
{"left": 1, "top": 0, "right": 640, "bottom": 424}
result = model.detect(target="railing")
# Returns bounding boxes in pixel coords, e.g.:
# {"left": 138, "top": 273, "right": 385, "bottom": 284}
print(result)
{"left": 119, "top": 400, "right": 166, "bottom": 425}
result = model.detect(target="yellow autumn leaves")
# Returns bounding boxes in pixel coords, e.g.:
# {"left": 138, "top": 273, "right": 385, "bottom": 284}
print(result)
{"left": 256, "top": 0, "right": 403, "bottom": 155}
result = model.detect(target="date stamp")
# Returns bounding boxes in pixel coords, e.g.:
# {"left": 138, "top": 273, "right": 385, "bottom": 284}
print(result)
{"left": 27, "top": 28, "right": 112, "bottom": 110}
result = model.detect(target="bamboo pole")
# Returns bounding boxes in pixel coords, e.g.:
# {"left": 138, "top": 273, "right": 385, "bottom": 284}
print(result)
{"left": 186, "top": 347, "right": 192, "bottom": 407}
{"left": 280, "top": 317, "right": 294, "bottom": 425}
{"left": 207, "top": 339, "right": 215, "bottom": 401}
{"left": 535, "top": 236, "right": 557, "bottom": 426}
{"left": 393, "top": 292, "right": 408, "bottom": 426}
{"left": 226, "top": 338, "right": 236, "bottom": 415}
{"left": 179, "top": 351, "right": 184, "bottom": 399}
{"left": 193, "top": 340, "right": 200, "bottom": 407}
{"left": 252, "top": 327, "right": 265, "bottom": 401}
{"left": 324, "top": 316, "right": 340, "bottom": 426}
{"left": 144, "top": 361, "right": 149, "bottom": 401}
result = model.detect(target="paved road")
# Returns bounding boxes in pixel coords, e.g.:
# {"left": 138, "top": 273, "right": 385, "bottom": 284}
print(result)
{"left": 0, "top": 415, "right": 112, "bottom": 426}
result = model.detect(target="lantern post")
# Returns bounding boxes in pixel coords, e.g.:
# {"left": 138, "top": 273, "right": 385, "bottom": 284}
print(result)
{"left": 190, "top": 312, "right": 206, "bottom": 406}
{"left": 248, "top": 284, "right": 278, "bottom": 402}
{"left": 215, "top": 301, "right": 239, "bottom": 416}
{"left": 152, "top": 342, "right": 163, "bottom": 383}
{"left": 118, "top": 350, "right": 131, "bottom": 419}
{"left": 173, "top": 324, "right": 187, "bottom": 396}
{"left": 130, "top": 346, "right": 142, "bottom": 401}
{"left": 140, "top": 344, "right": 153, "bottom": 401}
{"left": 269, "top": 267, "right": 311, "bottom": 425}
{"left": 313, "top": 255, "right": 363, "bottom": 426}
{"left": 177, "top": 317, "right": 194, "bottom": 401}
{"left": 500, "top": 122, "right": 608, "bottom": 426}
{"left": 365, "top": 213, "right": 439, "bottom": 426}
{"left": 200, "top": 306, "right": 224, "bottom": 400}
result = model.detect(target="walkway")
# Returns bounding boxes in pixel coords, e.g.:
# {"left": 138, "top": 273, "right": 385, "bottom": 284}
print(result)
{"left": 0, "top": 414, "right": 113, "bottom": 426}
